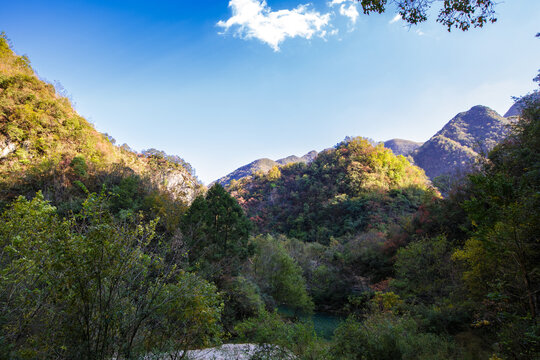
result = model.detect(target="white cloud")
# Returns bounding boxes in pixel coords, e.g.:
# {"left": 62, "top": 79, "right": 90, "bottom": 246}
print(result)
{"left": 389, "top": 14, "right": 402, "bottom": 24}
{"left": 329, "top": 0, "right": 359, "bottom": 24}
{"left": 217, "top": 0, "right": 331, "bottom": 51}
{"left": 415, "top": 29, "right": 425, "bottom": 36}
{"left": 338, "top": 4, "right": 359, "bottom": 24}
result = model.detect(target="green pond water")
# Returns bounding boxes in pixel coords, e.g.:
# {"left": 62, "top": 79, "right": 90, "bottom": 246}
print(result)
{"left": 278, "top": 306, "right": 344, "bottom": 339}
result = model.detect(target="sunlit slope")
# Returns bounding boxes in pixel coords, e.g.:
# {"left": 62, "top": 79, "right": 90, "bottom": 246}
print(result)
{"left": 0, "top": 34, "right": 200, "bottom": 206}
{"left": 227, "top": 137, "right": 434, "bottom": 243}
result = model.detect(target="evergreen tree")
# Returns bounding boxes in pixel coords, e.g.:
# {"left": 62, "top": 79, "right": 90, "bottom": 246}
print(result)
{"left": 181, "top": 184, "right": 251, "bottom": 282}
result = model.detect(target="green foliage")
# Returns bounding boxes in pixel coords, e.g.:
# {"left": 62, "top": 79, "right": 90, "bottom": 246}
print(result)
{"left": 221, "top": 276, "right": 265, "bottom": 331}
{"left": 384, "top": 98, "right": 540, "bottom": 358}
{"left": 393, "top": 236, "right": 457, "bottom": 304}
{"left": 331, "top": 314, "right": 458, "bottom": 360}
{"left": 70, "top": 155, "right": 87, "bottom": 177}
{"left": 391, "top": 236, "right": 474, "bottom": 334}
{"left": 248, "top": 235, "right": 314, "bottom": 313}
{"left": 181, "top": 184, "right": 251, "bottom": 282}
{"left": 108, "top": 175, "right": 144, "bottom": 216}
{"left": 229, "top": 137, "right": 431, "bottom": 244}
{"left": 0, "top": 192, "right": 222, "bottom": 359}
{"left": 496, "top": 314, "right": 540, "bottom": 359}
{"left": 455, "top": 98, "right": 539, "bottom": 324}
{"left": 235, "top": 310, "right": 329, "bottom": 360}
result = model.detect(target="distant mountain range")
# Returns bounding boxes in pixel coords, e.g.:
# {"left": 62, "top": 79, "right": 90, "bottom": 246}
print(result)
{"left": 215, "top": 151, "right": 317, "bottom": 186}
{"left": 383, "top": 139, "right": 423, "bottom": 157}
{"left": 216, "top": 103, "right": 518, "bottom": 185}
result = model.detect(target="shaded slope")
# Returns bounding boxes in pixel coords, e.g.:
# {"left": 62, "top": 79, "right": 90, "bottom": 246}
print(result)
{"left": 412, "top": 105, "right": 510, "bottom": 179}
{"left": 383, "top": 139, "right": 423, "bottom": 156}
{"left": 504, "top": 91, "right": 540, "bottom": 117}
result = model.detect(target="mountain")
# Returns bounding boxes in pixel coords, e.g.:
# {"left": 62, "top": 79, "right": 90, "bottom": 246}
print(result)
{"left": 227, "top": 137, "right": 431, "bottom": 243}
{"left": 276, "top": 150, "right": 318, "bottom": 165}
{"left": 383, "top": 139, "right": 423, "bottom": 156}
{"left": 411, "top": 105, "right": 510, "bottom": 179}
{"left": 218, "top": 104, "right": 511, "bottom": 187}
{"left": 0, "top": 35, "right": 200, "bottom": 208}
{"left": 215, "top": 150, "right": 317, "bottom": 186}
{"left": 504, "top": 91, "right": 540, "bottom": 117}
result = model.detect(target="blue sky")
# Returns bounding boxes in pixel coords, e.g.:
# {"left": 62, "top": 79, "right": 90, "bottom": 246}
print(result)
{"left": 1, "top": 0, "right": 539, "bottom": 183}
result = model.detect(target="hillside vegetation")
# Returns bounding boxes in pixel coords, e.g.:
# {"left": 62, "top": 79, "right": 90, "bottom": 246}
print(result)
{"left": 229, "top": 137, "right": 432, "bottom": 242}
{"left": 383, "top": 138, "right": 423, "bottom": 156}
{"left": 216, "top": 150, "right": 317, "bottom": 187}
{"left": 0, "top": 33, "right": 200, "bottom": 215}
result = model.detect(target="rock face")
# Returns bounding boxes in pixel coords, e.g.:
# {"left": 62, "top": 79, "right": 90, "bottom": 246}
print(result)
{"left": 412, "top": 105, "right": 510, "bottom": 179}
{"left": 151, "top": 168, "right": 199, "bottom": 203}
{"left": 0, "top": 139, "right": 16, "bottom": 158}
{"left": 184, "top": 344, "right": 293, "bottom": 360}
{"left": 216, "top": 151, "right": 318, "bottom": 187}
{"left": 145, "top": 344, "right": 293, "bottom": 360}
{"left": 383, "top": 139, "right": 423, "bottom": 156}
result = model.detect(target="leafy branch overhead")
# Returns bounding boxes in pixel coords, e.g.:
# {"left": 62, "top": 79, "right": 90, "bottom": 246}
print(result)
{"left": 359, "top": 0, "right": 497, "bottom": 30}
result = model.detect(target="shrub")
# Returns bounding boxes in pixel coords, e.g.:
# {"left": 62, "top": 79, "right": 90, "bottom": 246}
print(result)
{"left": 331, "top": 314, "right": 457, "bottom": 360}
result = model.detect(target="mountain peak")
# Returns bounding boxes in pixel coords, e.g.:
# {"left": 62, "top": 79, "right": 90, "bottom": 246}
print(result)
{"left": 412, "top": 105, "right": 510, "bottom": 179}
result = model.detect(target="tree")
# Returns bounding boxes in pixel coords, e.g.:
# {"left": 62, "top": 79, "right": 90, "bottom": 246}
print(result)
{"left": 391, "top": 236, "right": 471, "bottom": 334}
{"left": 393, "top": 236, "right": 458, "bottom": 304}
{"left": 357, "top": 0, "right": 497, "bottom": 31}
{"left": 0, "top": 192, "right": 223, "bottom": 359}
{"left": 249, "top": 235, "right": 314, "bottom": 314}
{"left": 455, "top": 97, "right": 539, "bottom": 320}
{"left": 331, "top": 313, "right": 457, "bottom": 360}
{"left": 181, "top": 184, "right": 252, "bottom": 282}
{"left": 452, "top": 97, "right": 540, "bottom": 358}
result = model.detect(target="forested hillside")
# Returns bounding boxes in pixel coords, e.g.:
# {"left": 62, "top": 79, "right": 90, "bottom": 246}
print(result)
{"left": 228, "top": 137, "right": 431, "bottom": 242}
{"left": 0, "top": 33, "right": 200, "bottom": 216}
{"left": 224, "top": 138, "right": 435, "bottom": 310}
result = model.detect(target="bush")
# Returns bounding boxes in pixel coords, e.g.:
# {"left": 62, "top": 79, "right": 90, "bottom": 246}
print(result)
{"left": 331, "top": 314, "right": 457, "bottom": 360}
{"left": 235, "top": 310, "right": 329, "bottom": 360}
{"left": 70, "top": 155, "right": 87, "bottom": 177}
